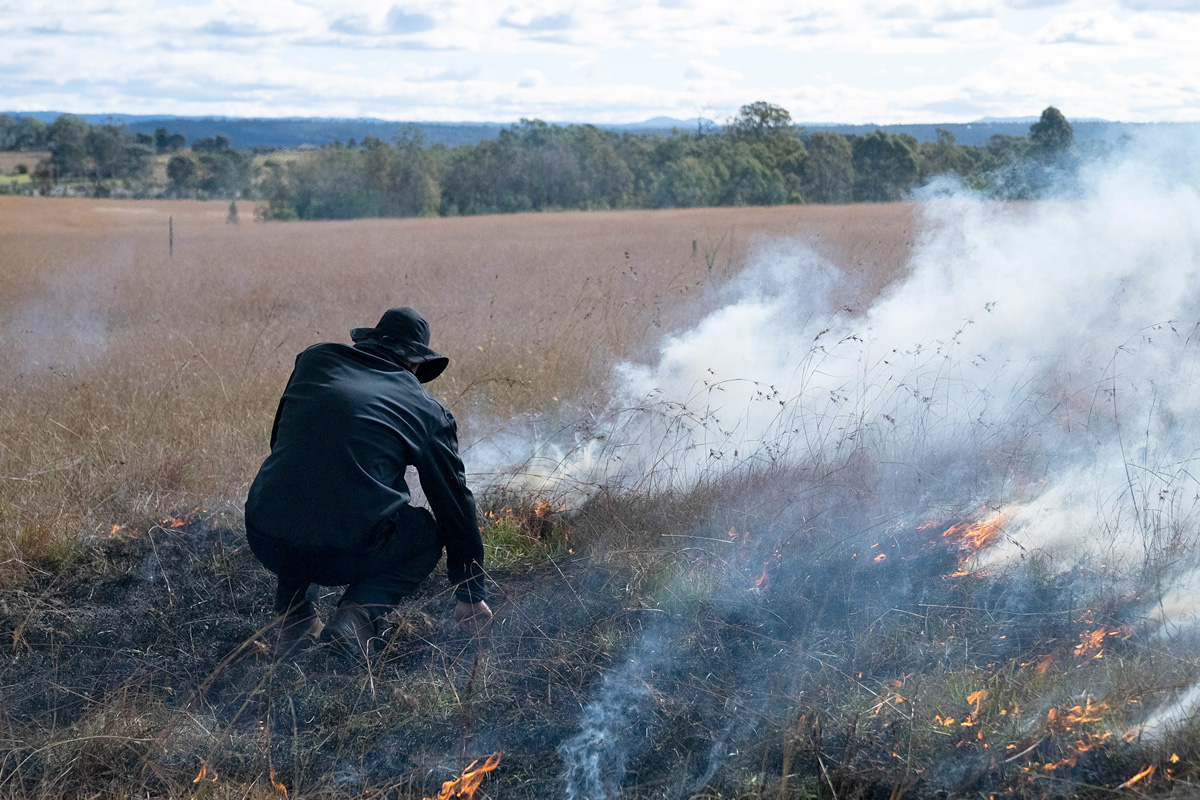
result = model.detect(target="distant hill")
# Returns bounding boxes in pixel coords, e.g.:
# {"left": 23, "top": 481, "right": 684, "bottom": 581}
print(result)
{"left": 2, "top": 111, "right": 1195, "bottom": 150}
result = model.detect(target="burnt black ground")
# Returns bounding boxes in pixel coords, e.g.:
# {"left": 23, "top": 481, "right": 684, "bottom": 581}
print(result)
{"left": 0, "top": 500, "right": 1189, "bottom": 800}
{"left": 0, "top": 511, "right": 632, "bottom": 798}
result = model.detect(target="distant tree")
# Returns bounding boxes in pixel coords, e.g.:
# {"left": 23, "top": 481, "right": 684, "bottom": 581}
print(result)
{"left": 1029, "top": 106, "right": 1073, "bottom": 158}
{"left": 727, "top": 101, "right": 795, "bottom": 141}
{"left": 655, "top": 156, "right": 721, "bottom": 208}
{"left": 256, "top": 160, "right": 298, "bottom": 220}
{"left": 48, "top": 114, "right": 90, "bottom": 179}
{"left": 49, "top": 141, "right": 87, "bottom": 180}
{"left": 718, "top": 141, "right": 787, "bottom": 206}
{"left": 0, "top": 115, "right": 14, "bottom": 150}
{"left": 124, "top": 143, "right": 155, "bottom": 182}
{"left": 47, "top": 114, "right": 88, "bottom": 149}
{"left": 87, "top": 125, "right": 125, "bottom": 180}
{"left": 985, "top": 134, "right": 1029, "bottom": 164}
{"left": 135, "top": 132, "right": 154, "bottom": 147}
{"left": 851, "top": 130, "right": 919, "bottom": 202}
{"left": 192, "top": 135, "right": 231, "bottom": 153}
{"left": 155, "top": 128, "right": 186, "bottom": 153}
{"left": 389, "top": 129, "right": 442, "bottom": 216}
{"left": 75, "top": 124, "right": 153, "bottom": 183}
{"left": 13, "top": 116, "right": 48, "bottom": 150}
{"left": 183, "top": 135, "right": 252, "bottom": 197}
{"left": 802, "top": 131, "right": 854, "bottom": 203}
{"left": 0, "top": 115, "right": 53, "bottom": 151}
{"left": 15, "top": 163, "right": 28, "bottom": 175}
{"left": 917, "top": 128, "right": 986, "bottom": 186}
{"left": 439, "top": 120, "right": 631, "bottom": 215}
{"left": 33, "top": 158, "right": 54, "bottom": 193}
{"left": 974, "top": 134, "right": 1037, "bottom": 199}
{"left": 574, "top": 126, "right": 634, "bottom": 208}
{"left": 166, "top": 154, "right": 196, "bottom": 195}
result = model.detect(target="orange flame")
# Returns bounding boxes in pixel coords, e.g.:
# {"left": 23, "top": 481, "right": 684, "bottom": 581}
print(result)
{"left": 162, "top": 506, "right": 201, "bottom": 530}
{"left": 269, "top": 766, "right": 288, "bottom": 797}
{"left": 192, "top": 764, "right": 218, "bottom": 783}
{"left": 425, "top": 753, "right": 501, "bottom": 800}
{"left": 1072, "top": 625, "right": 1130, "bottom": 659}
{"left": 1047, "top": 697, "right": 1107, "bottom": 732}
{"left": 1117, "top": 764, "right": 1155, "bottom": 789}
{"left": 942, "top": 509, "right": 1010, "bottom": 556}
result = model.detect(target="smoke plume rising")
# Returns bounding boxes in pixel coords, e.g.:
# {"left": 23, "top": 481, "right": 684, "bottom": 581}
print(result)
{"left": 466, "top": 136, "right": 1200, "bottom": 794}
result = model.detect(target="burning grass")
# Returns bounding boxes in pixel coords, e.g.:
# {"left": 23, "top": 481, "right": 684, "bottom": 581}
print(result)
{"left": 1, "top": 476, "right": 1195, "bottom": 799}
{"left": 3, "top": 193, "right": 1200, "bottom": 798}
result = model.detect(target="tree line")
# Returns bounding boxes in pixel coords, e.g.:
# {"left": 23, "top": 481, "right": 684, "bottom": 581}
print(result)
{"left": 1, "top": 104, "right": 1084, "bottom": 214}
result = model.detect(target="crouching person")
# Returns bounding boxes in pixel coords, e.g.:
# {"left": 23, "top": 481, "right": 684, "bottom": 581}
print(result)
{"left": 245, "top": 307, "right": 492, "bottom": 661}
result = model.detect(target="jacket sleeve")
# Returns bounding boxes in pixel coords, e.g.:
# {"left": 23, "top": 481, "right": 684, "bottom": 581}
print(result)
{"left": 268, "top": 359, "right": 301, "bottom": 449}
{"left": 415, "top": 409, "right": 486, "bottom": 603}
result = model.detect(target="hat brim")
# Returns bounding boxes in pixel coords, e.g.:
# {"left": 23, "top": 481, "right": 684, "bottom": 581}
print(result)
{"left": 351, "top": 328, "right": 449, "bottom": 383}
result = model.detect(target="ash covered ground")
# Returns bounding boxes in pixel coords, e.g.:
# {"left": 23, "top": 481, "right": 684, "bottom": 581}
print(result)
{"left": 2, "top": 481, "right": 1189, "bottom": 799}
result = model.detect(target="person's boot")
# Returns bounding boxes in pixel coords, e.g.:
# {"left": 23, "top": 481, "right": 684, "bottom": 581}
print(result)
{"left": 322, "top": 602, "right": 375, "bottom": 661}
{"left": 276, "top": 604, "right": 323, "bottom": 658}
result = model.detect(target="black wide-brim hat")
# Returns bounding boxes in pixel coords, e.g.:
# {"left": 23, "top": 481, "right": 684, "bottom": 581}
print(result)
{"left": 351, "top": 307, "right": 449, "bottom": 383}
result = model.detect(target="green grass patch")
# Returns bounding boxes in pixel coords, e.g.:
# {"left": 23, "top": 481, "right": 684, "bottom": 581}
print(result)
{"left": 480, "top": 502, "right": 568, "bottom": 567}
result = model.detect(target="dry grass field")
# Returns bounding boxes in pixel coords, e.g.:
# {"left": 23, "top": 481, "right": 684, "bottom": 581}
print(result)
{"left": 0, "top": 196, "right": 915, "bottom": 583}
{"left": 0, "top": 152, "right": 43, "bottom": 175}
{"left": 2, "top": 197, "right": 1195, "bottom": 800}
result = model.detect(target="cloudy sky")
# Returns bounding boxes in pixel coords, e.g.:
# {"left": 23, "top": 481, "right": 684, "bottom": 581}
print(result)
{"left": 1, "top": 0, "right": 1197, "bottom": 124}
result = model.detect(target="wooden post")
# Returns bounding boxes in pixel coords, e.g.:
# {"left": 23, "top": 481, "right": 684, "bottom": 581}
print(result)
{"left": 169, "top": 216, "right": 173, "bottom": 257}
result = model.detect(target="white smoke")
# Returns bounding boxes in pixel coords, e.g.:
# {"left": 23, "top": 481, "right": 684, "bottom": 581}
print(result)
{"left": 474, "top": 134, "right": 1200, "bottom": 769}
{"left": 483, "top": 138, "right": 1200, "bottom": 538}
{"left": 558, "top": 634, "right": 665, "bottom": 800}
{"left": 1, "top": 244, "right": 134, "bottom": 375}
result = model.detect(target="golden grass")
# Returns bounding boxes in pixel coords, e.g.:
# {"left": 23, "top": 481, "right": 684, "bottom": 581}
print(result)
{"left": 0, "top": 196, "right": 917, "bottom": 583}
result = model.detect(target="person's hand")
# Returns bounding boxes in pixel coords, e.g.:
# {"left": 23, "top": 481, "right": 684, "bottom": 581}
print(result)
{"left": 454, "top": 600, "right": 493, "bottom": 633}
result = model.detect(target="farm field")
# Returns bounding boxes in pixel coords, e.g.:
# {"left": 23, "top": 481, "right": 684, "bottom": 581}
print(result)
{"left": 1, "top": 196, "right": 1196, "bottom": 799}
{"left": 0, "top": 152, "right": 44, "bottom": 175}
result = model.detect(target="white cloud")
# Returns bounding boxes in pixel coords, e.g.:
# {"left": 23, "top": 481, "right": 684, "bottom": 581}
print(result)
{"left": 1119, "top": 0, "right": 1200, "bottom": 10}
{"left": 499, "top": 10, "right": 574, "bottom": 31}
{"left": 1038, "top": 11, "right": 1127, "bottom": 44}
{"left": 385, "top": 6, "right": 436, "bottom": 34}
{"left": 518, "top": 68, "right": 546, "bottom": 88}
{"left": 0, "top": 0, "right": 1195, "bottom": 122}
{"left": 683, "top": 59, "right": 742, "bottom": 83}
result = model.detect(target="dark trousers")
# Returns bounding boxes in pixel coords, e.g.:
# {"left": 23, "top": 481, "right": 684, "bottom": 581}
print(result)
{"left": 247, "top": 505, "right": 442, "bottom": 623}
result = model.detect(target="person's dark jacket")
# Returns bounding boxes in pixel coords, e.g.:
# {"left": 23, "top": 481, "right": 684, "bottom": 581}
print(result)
{"left": 245, "top": 342, "right": 485, "bottom": 602}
